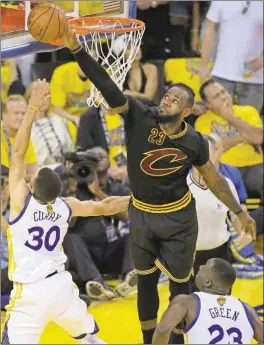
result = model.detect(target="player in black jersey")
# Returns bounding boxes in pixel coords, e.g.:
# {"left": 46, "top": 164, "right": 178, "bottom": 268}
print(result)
{"left": 61, "top": 27, "right": 256, "bottom": 345}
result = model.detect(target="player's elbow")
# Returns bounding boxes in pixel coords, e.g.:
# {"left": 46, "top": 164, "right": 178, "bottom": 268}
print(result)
{"left": 100, "top": 197, "right": 129, "bottom": 216}
{"left": 101, "top": 206, "right": 117, "bottom": 216}
{"left": 100, "top": 200, "right": 118, "bottom": 216}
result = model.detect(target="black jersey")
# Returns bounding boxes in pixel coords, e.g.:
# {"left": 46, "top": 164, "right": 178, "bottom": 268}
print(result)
{"left": 122, "top": 97, "right": 209, "bottom": 213}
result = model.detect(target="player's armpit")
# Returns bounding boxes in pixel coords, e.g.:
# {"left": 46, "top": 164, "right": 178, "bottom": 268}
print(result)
{"left": 244, "top": 303, "right": 264, "bottom": 344}
{"left": 65, "top": 196, "right": 130, "bottom": 218}
{"left": 152, "top": 295, "right": 189, "bottom": 344}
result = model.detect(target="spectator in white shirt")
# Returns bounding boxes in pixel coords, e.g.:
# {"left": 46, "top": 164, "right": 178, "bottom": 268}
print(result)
{"left": 187, "top": 135, "right": 249, "bottom": 280}
{"left": 31, "top": 86, "right": 74, "bottom": 166}
{"left": 200, "top": 1, "right": 263, "bottom": 112}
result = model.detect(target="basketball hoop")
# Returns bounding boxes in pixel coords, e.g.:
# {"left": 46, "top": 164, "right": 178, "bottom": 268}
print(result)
{"left": 68, "top": 16, "right": 145, "bottom": 107}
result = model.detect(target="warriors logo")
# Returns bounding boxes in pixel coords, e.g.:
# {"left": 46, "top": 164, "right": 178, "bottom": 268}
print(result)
{"left": 140, "top": 148, "right": 187, "bottom": 177}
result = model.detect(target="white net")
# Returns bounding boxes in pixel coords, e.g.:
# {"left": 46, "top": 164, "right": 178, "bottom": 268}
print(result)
{"left": 75, "top": 18, "right": 145, "bottom": 107}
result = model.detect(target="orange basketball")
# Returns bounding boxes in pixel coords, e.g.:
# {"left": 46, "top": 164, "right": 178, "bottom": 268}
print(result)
{"left": 27, "top": 2, "right": 66, "bottom": 43}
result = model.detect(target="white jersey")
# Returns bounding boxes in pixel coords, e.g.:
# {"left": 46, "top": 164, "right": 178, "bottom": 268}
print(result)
{"left": 7, "top": 193, "right": 71, "bottom": 284}
{"left": 184, "top": 292, "right": 254, "bottom": 344}
{"left": 187, "top": 173, "right": 239, "bottom": 250}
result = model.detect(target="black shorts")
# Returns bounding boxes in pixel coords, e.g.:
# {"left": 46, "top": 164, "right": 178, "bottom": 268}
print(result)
{"left": 129, "top": 198, "right": 198, "bottom": 283}
{"left": 193, "top": 241, "right": 232, "bottom": 277}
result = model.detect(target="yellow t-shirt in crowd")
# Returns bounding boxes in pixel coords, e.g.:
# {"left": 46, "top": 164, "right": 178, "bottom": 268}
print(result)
{"left": 1, "top": 63, "right": 12, "bottom": 105}
{"left": 164, "top": 58, "right": 204, "bottom": 103}
{"left": 50, "top": 62, "right": 91, "bottom": 117}
{"left": 53, "top": 1, "right": 103, "bottom": 15}
{"left": 195, "top": 105, "right": 263, "bottom": 167}
{"left": 1, "top": 124, "right": 37, "bottom": 168}
{"left": 104, "top": 113, "right": 127, "bottom": 166}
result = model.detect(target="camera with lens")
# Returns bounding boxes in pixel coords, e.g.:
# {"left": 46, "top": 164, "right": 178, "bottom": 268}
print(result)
{"left": 63, "top": 150, "right": 99, "bottom": 184}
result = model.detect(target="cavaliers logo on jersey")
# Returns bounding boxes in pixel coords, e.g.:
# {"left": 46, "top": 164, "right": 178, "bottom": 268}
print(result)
{"left": 217, "top": 296, "right": 226, "bottom": 306}
{"left": 140, "top": 148, "right": 187, "bottom": 177}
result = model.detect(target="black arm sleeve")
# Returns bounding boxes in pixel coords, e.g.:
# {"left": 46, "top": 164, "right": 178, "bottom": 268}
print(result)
{"left": 72, "top": 47, "right": 127, "bottom": 109}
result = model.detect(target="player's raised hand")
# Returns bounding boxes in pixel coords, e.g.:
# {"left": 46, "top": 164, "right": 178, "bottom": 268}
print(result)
{"left": 28, "top": 79, "right": 50, "bottom": 111}
{"left": 60, "top": 22, "right": 79, "bottom": 51}
{"left": 237, "top": 210, "right": 257, "bottom": 240}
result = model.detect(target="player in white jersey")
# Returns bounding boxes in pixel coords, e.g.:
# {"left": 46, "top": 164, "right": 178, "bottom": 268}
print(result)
{"left": 153, "top": 258, "right": 263, "bottom": 344}
{"left": 2, "top": 80, "right": 130, "bottom": 344}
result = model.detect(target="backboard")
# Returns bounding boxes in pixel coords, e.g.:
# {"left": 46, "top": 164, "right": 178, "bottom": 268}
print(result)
{"left": 1, "top": 1, "right": 136, "bottom": 60}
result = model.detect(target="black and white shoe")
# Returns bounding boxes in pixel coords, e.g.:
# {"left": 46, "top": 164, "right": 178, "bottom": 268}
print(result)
{"left": 86, "top": 281, "right": 114, "bottom": 301}
{"left": 115, "top": 270, "right": 137, "bottom": 297}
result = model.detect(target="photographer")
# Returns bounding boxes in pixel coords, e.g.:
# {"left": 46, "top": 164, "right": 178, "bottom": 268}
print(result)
{"left": 63, "top": 147, "right": 136, "bottom": 300}
{"left": 76, "top": 103, "right": 128, "bottom": 184}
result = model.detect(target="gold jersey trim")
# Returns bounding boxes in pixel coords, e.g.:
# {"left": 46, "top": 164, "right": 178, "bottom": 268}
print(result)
{"left": 155, "top": 259, "right": 194, "bottom": 283}
{"left": 132, "top": 191, "right": 192, "bottom": 213}
{"left": 2, "top": 282, "right": 23, "bottom": 339}
{"left": 159, "top": 121, "right": 188, "bottom": 139}
{"left": 134, "top": 266, "right": 158, "bottom": 275}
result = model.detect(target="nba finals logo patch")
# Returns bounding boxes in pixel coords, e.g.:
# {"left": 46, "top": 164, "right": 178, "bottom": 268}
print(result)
{"left": 47, "top": 204, "right": 53, "bottom": 214}
{"left": 217, "top": 297, "right": 226, "bottom": 306}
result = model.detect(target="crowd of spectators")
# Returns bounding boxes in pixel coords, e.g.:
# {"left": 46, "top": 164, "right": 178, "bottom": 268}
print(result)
{"left": 1, "top": 1, "right": 263, "bottom": 307}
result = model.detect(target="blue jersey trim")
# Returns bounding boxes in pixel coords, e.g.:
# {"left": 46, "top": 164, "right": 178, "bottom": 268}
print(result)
{"left": 241, "top": 301, "right": 255, "bottom": 334}
{"left": 183, "top": 293, "right": 201, "bottom": 333}
{"left": 60, "top": 198, "right": 72, "bottom": 224}
{"left": 8, "top": 193, "right": 32, "bottom": 225}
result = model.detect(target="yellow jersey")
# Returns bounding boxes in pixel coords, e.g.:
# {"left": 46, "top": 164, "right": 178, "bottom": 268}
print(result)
{"left": 50, "top": 62, "right": 91, "bottom": 117}
{"left": 1, "top": 123, "right": 37, "bottom": 168}
{"left": 104, "top": 113, "right": 127, "bottom": 166}
{"left": 1, "top": 63, "right": 12, "bottom": 105}
{"left": 195, "top": 105, "right": 263, "bottom": 167}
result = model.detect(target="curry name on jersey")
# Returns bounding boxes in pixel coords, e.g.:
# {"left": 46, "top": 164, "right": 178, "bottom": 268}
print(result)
{"left": 122, "top": 97, "right": 209, "bottom": 213}
{"left": 183, "top": 292, "right": 254, "bottom": 344}
{"left": 7, "top": 193, "right": 71, "bottom": 284}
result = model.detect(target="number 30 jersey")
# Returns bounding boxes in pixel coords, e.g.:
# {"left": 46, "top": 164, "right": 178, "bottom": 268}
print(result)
{"left": 184, "top": 292, "right": 254, "bottom": 344}
{"left": 7, "top": 193, "right": 72, "bottom": 284}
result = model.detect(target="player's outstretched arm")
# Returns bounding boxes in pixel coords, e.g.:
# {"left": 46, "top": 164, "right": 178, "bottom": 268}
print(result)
{"left": 9, "top": 80, "right": 50, "bottom": 206}
{"left": 152, "top": 295, "right": 190, "bottom": 344}
{"left": 244, "top": 303, "right": 264, "bottom": 344}
{"left": 64, "top": 195, "right": 130, "bottom": 218}
{"left": 60, "top": 25, "right": 128, "bottom": 114}
{"left": 194, "top": 160, "right": 256, "bottom": 240}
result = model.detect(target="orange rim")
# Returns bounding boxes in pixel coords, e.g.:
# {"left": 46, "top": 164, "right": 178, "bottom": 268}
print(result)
{"left": 68, "top": 16, "right": 145, "bottom": 34}
{"left": 49, "top": 16, "right": 144, "bottom": 47}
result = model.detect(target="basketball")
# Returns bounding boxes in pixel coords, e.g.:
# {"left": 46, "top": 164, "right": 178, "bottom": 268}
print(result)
{"left": 27, "top": 2, "right": 66, "bottom": 43}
